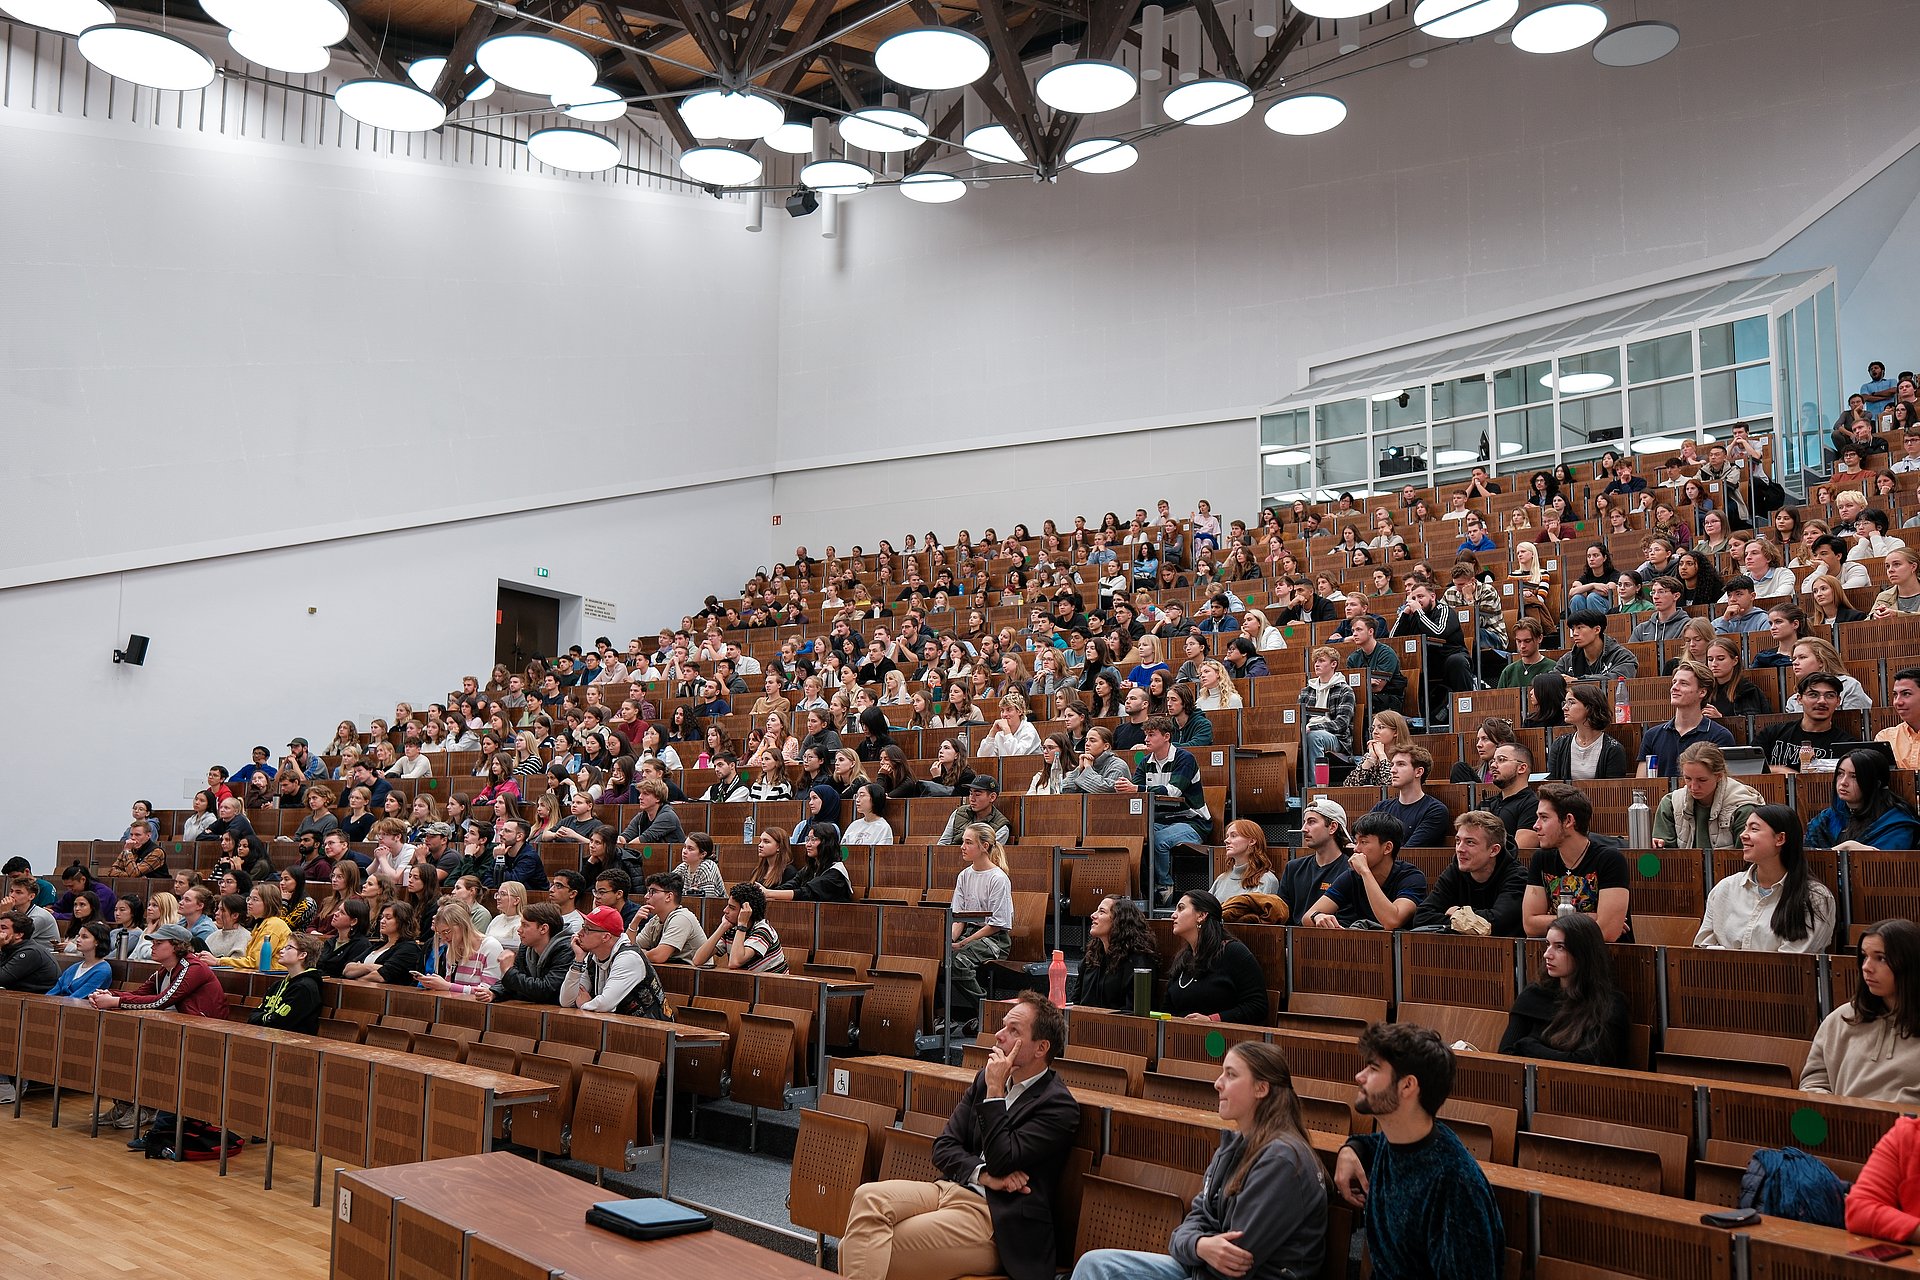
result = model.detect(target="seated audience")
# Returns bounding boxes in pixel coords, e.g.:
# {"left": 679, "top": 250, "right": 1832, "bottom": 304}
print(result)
{"left": 1370, "top": 746, "right": 1452, "bottom": 848}
{"left": 943, "top": 822, "right": 1016, "bottom": 1034}
{"left": 1208, "top": 819, "right": 1280, "bottom": 904}
{"left": 1411, "top": 810, "right": 1526, "bottom": 936}
{"left": 1803, "top": 919, "right": 1920, "bottom": 1105}
{"left": 1695, "top": 805, "right": 1835, "bottom": 952}
{"left": 689, "top": 881, "right": 788, "bottom": 972}
{"left": 1638, "top": 661, "right": 1735, "bottom": 778}
{"left": 417, "top": 899, "right": 506, "bottom": 995}
{"left": 1544, "top": 683, "right": 1628, "bottom": 781}
{"left": 48, "top": 921, "right": 113, "bottom": 999}
{"left": 202, "top": 892, "right": 254, "bottom": 959}
{"left": 1068, "top": 1042, "right": 1327, "bottom": 1280}
{"left": 631, "top": 872, "right": 709, "bottom": 965}
{"left": 763, "top": 823, "right": 855, "bottom": 903}
{"left": 250, "top": 935, "right": 326, "bottom": 1034}
{"left": 1303, "top": 813, "right": 1426, "bottom": 931}
{"left": 1278, "top": 799, "right": 1353, "bottom": 926}
{"left": 1650, "top": 742, "right": 1764, "bottom": 851}
{"left": 1495, "top": 912, "right": 1630, "bottom": 1067}
{"left": 560, "top": 905, "right": 671, "bottom": 1020}
{"left": 341, "top": 901, "right": 423, "bottom": 985}
{"left": 1847, "top": 1115, "right": 1920, "bottom": 1243}
{"left": 1523, "top": 783, "right": 1630, "bottom": 942}
{"left": 1806, "top": 749, "right": 1920, "bottom": 852}
{"left": 676, "top": 833, "right": 729, "bottom": 898}
{"left": 1075, "top": 896, "right": 1159, "bottom": 1010}
{"left": 316, "top": 898, "right": 374, "bottom": 979}
{"left": 1757, "top": 672, "right": 1852, "bottom": 773}
{"left": 1163, "top": 890, "right": 1268, "bottom": 1025}
{"left": 482, "top": 902, "right": 572, "bottom": 1005}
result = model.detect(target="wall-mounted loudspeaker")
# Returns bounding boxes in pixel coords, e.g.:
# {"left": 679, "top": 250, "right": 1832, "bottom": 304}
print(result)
{"left": 113, "top": 634, "right": 149, "bottom": 666}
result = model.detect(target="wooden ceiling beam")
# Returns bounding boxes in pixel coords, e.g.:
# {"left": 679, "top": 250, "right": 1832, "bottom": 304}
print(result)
{"left": 1188, "top": 0, "right": 1244, "bottom": 82}
{"left": 974, "top": 0, "right": 1047, "bottom": 164}
{"left": 1244, "top": 8, "right": 1310, "bottom": 91}
{"left": 758, "top": 0, "right": 843, "bottom": 95}
{"left": 665, "top": 0, "right": 739, "bottom": 77}
{"left": 1039, "top": 0, "right": 1139, "bottom": 170}
{"left": 592, "top": 0, "right": 699, "bottom": 148}
{"left": 340, "top": 9, "right": 409, "bottom": 82}
{"left": 430, "top": 4, "right": 499, "bottom": 109}
{"left": 902, "top": 95, "right": 963, "bottom": 174}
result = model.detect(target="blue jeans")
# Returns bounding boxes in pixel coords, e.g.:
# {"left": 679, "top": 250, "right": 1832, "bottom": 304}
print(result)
{"left": 1150, "top": 820, "right": 1203, "bottom": 892}
{"left": 1302, "top": 727, "right": 1340, "bottom": 786}
{"left": 1071, "top": 1248, "right": 1189, "bottom": 1280}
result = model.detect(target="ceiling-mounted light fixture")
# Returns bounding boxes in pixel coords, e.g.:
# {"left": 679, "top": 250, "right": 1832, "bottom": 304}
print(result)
{"left": 838, "top": 106, "right": 928, "bottom": 153}
{"left": 0, "top": 0, "right": 113, "bottom": 36}
{"left": 679, "top": 88, "right": 783, "bottom": 140}
{"left": 1268, "top": 450, "right": 1311, "bottom": 465}
{"left": 678, "top": 145, "right": 762, "bottom": 186}
{"left": 476, "top": 32, "right": 597, "bottom": 96}
{"left": 962, "top": 123, "right": 1026, "bottom": 163}
{"left": 1034, "top": 59, "right": 1136, "bottom": 115}
{"left": 553, "top": 85, "right": 626, "bottom": 121}
{"left": 228, "top": 29, "right": 329, "bottom": 73}
{"left": 1289, "top": 0, "right": 1387, "bottom": 16}
{"left": 1592, "top": 18, "right": 1678, "bottom": 66}
{"left": 1163, "top": 77, "right": 1253, "bottom": 125}
{"left": 527, "top": 126, "right": 619, "bottom": 172}
{"left": 1435, "top": 448, "right": 1479, "bottom": 465}
{"left": 1540, "top": 371, "right": 1615, "bottom": 394}
{"left": 800, "top": 157, "right": 874, "bottom": 194}
{"left": 229, "top": 0, "right": 344, "bottom": 45}
{"left": 1412, "top": 0, "right": 1519, "bottom": 40}
{"left": 1263, "top": 92, "right": 1347, "bottom": 135}
{"left": 77, "top": 24, "right": 215, "bottom": 91}
{"left": 1063, "top": 137, "right": 1138, "bottom": 173}
{"left": 407, "top": 56, "right": 495, "bottom": 101}
{"left": 333, "top": 77, "right": 448, "bottom": 132}
{"left": 874, "top": 26, "right": 989, "bottom": 90}
{"left": 1511, "top": 2, "right": 1607, "bottom": 53}
{"left": 763, "top": 121, "right": 816, "bottom": 154}
{"left": 900, "top": 172, "right": 966, "bottom": 203}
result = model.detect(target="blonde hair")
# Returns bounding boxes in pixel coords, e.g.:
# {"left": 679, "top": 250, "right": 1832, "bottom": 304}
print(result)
{"left": 1242, "top": 609, "right": 1273, "bottom": 637}
{"left": 962, "top": 822, "right": 1011, "bottom": 874}
{"left": 1199, "top": 660, "right": 1239, "bottom": 704}
{"left": 493, "top": 881, "right": 527, "bottom": 917}
{"left": 434, "top": 899, "right": 486, "bottom": 969}
{"left": 1371, "top": 710, "right": 1413, "bottom": 754}
{"left": 147, "top": 892, "right": 180, "bottom": 928}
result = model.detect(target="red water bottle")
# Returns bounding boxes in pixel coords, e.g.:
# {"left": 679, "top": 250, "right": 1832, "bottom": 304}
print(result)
{"left": 1048, "top": 950, "right": 1068, "bottom": 1008}
{"left": 1614, "top": 677, "right": 1631, "bottom": 725}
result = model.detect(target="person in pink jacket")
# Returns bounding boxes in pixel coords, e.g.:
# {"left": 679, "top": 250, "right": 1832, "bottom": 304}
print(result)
{"left": 1848, "top": 1116, "right": 1920, "bottom": 1242}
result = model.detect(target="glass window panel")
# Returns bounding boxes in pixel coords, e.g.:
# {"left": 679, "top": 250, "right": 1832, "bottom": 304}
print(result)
{"left": 1776, "top": 313, "right": 1800, "bottom": 473}
{"left": 1732, "top": 314, "right": 1769, "bottom": 364}
{"left": 1701, "top": 416, "right": 1768, "bottom": 445}
{"left": 1553, "top": 347, "right": 1622, "bottom": 396}
{"left": 1629, "top": 381, "right": 1696, "bottom": 437}
{"left": 1558, "top": 393, "right": 1624, "bottom": 447}
{"left": 1795, "top": 301, "right": 1821, "bottom": 438}
{"left": 1260, "top": 410, "right": 1306, "bottom": 448}
{"left": 1432, "top": 375, "right": 1489, "bottom": 421}
{"left": 1433, "top": 417, "right": 1491, "bottom": 469}
{"left": 1700, "top": 322, "right": 1734, "bottom": 371}
{"left": 1701, "top": 367, "right": 1772, "bottom": 423}
{"left": 1316, "top": 438, "right": 1368, "bottom": 489}
{"left": 1371, "top": 387, "right": 1428, "bottom": 430}
{"left": 1817, "top": 284, "right": 1841, "bottom": 428}
{"left": 1627, "top": 333, "right": 1693, "bottom": 384}
{"left": 1316, "top": 398, "right": 1366, "bottom": 442}
{"left": 1496, "top": 405, "right": 1556, "bottom": 458}
{"left": 1493, "top": 361, "right": 1552, "bottom": 410}
{"left": 1373, "top": 425, "right": 1429, "bottom": 483}
{"left": 1261, "top": 452, "right": 1311, "bottom": 498}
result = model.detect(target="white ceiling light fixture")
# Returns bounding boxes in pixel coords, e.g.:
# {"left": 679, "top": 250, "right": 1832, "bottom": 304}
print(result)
{"left": 225, "top": 0, "right": 345, "bottom": 45}
{"left": 679, "top": 88, "right": 783, "bottom": 140}
{"left": 476, "top": 32, "right": 597, "bottom": 96}
{"left": 1540, "top": 371, "right": 1615, "bottom": 394}
{"left": 900, "top": 171, "right": 966, "bottom": 203}
{"left": 800, "top": 157, "right": 874, "bottom": 194}
{"left": 1369, "top": 391, "right": 1401, "bottom": 403}
{"left": 407, "top": 56, "right": 495, "bottom": 101}
{"left": 527, "top": 126, "right": 619, "bottom": 172}
{"left": 0, "top": 0, "right": 113, "bottom": 36}
{"left": 1064, "top": 137, "right": 1138, "bottom": 173}
{"left": 963, "top": 123, "right": 1025, "bottom": 163}
{"left": 228, "top": 29, "right": 329, "bottom": 74}
{"left": 1289, "top": 0, "right": 1387, "bottom": 16}
{"left": 554, "top": 84, "right": 626, "bottom": 121}
{"left": 874, "top": 26, "right": 990, "bottom": 90}
{"left": 77, "top": 24, "right": 214, "bottom": 91}
{"left": 1263, "top": 92, "right": 1347, "bottom": 135}
{"left": 1498, "top": 441, "right": 1525, "bottom": 457}
{"left": 1436, "top": 448, "right": 1479, "bottom": 465}
{"left": 764, "top": 121, "right": 816, "bottom": 154}
{"left": 678, "top": 145, "right": 762, "bottom": 186}
{"left": 838, "top": 106, "right": 928, "bottom": 153}
{"left": 1592, "top": 19, "right": 1678, "bottom": 66}
{"left": 1630, "top": 436, "right": 1679, "bottom": 455}
{"left": 1163, "top": 77, "right": 1252, "bottom": 125}
{"left": 333, "top": 77, "right": 448, "bottom": 132}
{"left": 1035, "top": 59, "right": 1136, "bottom": 115}
{"left": 1412, "top": 0, "right": 1519, "bottom": 40}
{"left": 1268, "top": 450, "right": 1311, "bottom": 465}
{"left": 1512, "top": 2, "right": 1607, "bottom": 54}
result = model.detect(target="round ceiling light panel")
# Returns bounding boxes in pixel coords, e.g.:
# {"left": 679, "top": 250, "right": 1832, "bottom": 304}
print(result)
{"left": 1511, "top": 2, "right": 1608, "bottom": 54}
{"left": 77, "top": 24, "right": 214, "bottom": 91}
{"left": 1412, "top": 0, "right": 1519, "bottom": 40}
{"left": 1263, "top": 93, "right": 1348, "bottom": 135}
{"left": 874, "top": 26, "right": 990, "bottom": 90}
{"left": 1593, "top": 19, "right": 1679, "bottom": 66}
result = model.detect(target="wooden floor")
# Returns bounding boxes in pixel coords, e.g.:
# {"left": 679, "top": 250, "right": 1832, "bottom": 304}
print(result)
{"left": 0, "top": 1089, "right": 333, "bottom": 1279}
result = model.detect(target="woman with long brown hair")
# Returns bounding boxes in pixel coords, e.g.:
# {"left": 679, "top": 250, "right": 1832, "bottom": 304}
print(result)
{"left": 1208, "top": 819, "right": 1278, "bottom": 899}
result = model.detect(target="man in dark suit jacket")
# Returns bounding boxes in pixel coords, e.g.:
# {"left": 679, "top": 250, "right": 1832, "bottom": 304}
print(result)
{"left": 839, "top": 993, "right": 1080, "bottom": 1280}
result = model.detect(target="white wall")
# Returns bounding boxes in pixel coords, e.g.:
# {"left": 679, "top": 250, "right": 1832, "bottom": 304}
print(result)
{"left": 771, "top": 417, "right": 1255, "bottom": 551}
{"left": 0, "top": 477, "right": 772, "bottom": 864}
{"left": 774, "top": 0, "right": 1920, "bottom": 471}
{"left": 0, "top": 40, "right": 782, "bottom": 590}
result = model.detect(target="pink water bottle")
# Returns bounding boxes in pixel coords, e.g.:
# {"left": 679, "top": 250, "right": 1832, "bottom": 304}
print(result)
{"left": 1048, "top": 950, "right": 1068, "bottom": 1008}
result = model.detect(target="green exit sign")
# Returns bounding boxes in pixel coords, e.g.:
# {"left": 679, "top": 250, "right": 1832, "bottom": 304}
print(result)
{"left": 536, "top": 567, "right": 549, "bottom": 578}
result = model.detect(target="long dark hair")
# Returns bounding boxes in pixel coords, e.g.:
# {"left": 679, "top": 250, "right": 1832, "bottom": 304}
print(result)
{"left": 1536, "top": 912, "right": 1619, "bottom": 1056}
{"left": 1525, "top": 672, "right": 1568, "bottom": 729}
{"left": 806, "top": 822, "right": 844, "bottom": 872}
{"left": 1746, "top": 804, "right": 1823, "bottom": 945}
{"left": 1676, "top": 551, "right": 1724, "bottom": 607}
{"left": 1838, "top": 748, "right": 1912, "bottom": 841}
{"left": 1220, "top": 1042, "right": 1320, "bottom": 1196}
{"left": 1169, "top": 890, "right": 1228, "bottom": 982}
{"left": 1850, "top": 919, "right": 1920, "bottom": 1040}
{"left": 1083, "top": 896, "right": 1154, "bottom": 974}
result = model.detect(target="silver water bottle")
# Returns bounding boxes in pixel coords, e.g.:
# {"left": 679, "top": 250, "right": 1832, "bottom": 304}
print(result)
{"left": 1628, "top": 789, "right": 1651, "bottom": 849}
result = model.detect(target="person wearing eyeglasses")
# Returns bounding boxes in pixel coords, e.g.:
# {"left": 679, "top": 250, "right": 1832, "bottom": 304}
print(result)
{"left": 1755, "top": 672, "right": 1852, "bottom": 774}
{"left": 558, "top": 905, "right": 671, "bottom": 1020}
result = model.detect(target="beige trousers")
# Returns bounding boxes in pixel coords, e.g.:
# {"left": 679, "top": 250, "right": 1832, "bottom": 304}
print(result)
{"left": 838, "top": 1179, "right": 1001, "bottom": 1280}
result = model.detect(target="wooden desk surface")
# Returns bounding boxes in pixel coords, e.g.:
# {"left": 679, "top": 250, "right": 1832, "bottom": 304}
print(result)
{"left": 339, "top": 1152, "right": 829, "bottom": 1280}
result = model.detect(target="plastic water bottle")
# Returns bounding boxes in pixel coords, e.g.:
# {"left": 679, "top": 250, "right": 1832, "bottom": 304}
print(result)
{"left": 1614, "top": 678, "right": 1631, "bottom": 725}
{"left": 1048, "top": 950, "right": 1068, "bottom": 1008}
{"left": 743, "top": 813, "right": 756, "bottom": 843}
{"left": 1628, "top": 790, "right": 1651, "bottom": 849}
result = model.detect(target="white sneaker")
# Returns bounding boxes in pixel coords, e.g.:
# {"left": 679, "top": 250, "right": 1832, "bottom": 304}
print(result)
{"left": 108, "top": 1103, "right": 140, "bottom": 1129}
{"left": 0, "top": 1079, "right": 16, "bottom": 1105}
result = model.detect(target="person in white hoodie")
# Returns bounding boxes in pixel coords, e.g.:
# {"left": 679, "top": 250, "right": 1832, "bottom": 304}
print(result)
{"left": 975, "top": 692, "right": 1043, "bottom": 758}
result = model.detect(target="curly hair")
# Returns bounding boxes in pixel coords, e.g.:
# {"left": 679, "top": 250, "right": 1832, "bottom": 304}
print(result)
{"left": 1082, "top": 896, "right": 1154, "bottom": 974}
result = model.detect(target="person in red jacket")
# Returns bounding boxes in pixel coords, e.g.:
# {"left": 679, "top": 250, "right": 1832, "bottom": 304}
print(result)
{"left": 88, "top": 924, "right": 231, "bottom": 1153}
{"left": 1849, "top": 1116, "right": 1920, "bottom": 1242}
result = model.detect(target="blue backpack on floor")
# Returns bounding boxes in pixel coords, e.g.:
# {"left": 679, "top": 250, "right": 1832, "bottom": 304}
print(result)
{"left": 1739, "top": 1146, "right": 1850, "bottom": 1228}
